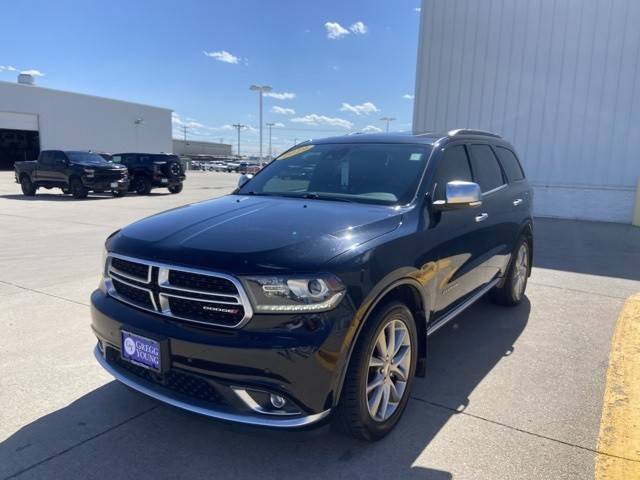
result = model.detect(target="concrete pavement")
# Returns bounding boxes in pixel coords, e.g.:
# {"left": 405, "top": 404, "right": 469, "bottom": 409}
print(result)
{"left": 0, "top": 171, "right": 638, "bottom": 479}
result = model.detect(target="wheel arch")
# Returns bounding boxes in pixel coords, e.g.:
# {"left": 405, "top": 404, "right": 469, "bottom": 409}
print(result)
{"left": 333, "top": 276, "right": 430, "bottom": 406}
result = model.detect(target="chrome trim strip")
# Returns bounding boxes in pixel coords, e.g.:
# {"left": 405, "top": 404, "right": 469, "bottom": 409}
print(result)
{"left": 232, "top": 388, "right": 300, "bottom": 416}
{"left": 427, "top": 278, "right": 500, "bottom": 336}
{"left": 160, "top": 292, "right": 242, "bottom": 306}
{"left": 94, "top": 346, "right": 330, "bottom": 428}
{"left": 104, "top": 253, "right": 254, "bottom": 328}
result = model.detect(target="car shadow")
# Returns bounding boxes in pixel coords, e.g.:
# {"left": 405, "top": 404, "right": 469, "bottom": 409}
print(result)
{"left": 0, "top": 297, "right": 529, "bottom": 479}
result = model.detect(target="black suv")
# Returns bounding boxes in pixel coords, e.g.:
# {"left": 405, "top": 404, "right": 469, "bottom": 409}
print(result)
{"left": 91, "top": 131, "right": 533, "bottom": 440}
{"left": 111, "top": 153, "right": 185, "bottom": 195}
{"left": 14, "top": 150, "right": 129, "bottom": 198}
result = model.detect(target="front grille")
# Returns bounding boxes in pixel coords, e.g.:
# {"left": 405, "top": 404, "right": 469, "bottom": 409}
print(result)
{"left": 111, "top": 278, "right": 154, "bottom": 309}
{"left": 111, "top": 257, "right": 150, "bottom": 282}
{"left": 108, "top": 349, "right": 227, "bottom": 406}
{"left": 166, "top": 296, "right": 245, "bottom": 326}
{"left": 95, "top": 170, "right": 127, "bottom": 182}
{"left": 105, "top": 254, "right": 252, "bottom": 328}
{"left": 168, "top": 270, "right": 238, "bottom": 294}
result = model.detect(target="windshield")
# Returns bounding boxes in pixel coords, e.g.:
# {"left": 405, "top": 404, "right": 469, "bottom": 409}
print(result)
{"left": 237, "top": 143, "right": 431, "bottom": 205}
{"left": 67, "top": 152, "right": 110, "bottom": 165}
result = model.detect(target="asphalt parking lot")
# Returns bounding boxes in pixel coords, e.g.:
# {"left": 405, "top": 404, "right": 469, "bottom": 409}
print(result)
{"left": 1, "top": 171, "right": 639, "bottom": 480}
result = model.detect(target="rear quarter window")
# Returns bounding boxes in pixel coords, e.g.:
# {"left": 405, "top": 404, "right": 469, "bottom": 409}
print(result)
{"left": 494, "top": 147, "right": 525, "bottom": 182}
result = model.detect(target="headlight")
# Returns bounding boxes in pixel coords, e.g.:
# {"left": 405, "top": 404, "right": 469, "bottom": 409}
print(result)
{"left": 242, "top": 274, "right": 345, "bottom": 313}
{"left": 84, "top": 168, "right": 95, "bottom": 178}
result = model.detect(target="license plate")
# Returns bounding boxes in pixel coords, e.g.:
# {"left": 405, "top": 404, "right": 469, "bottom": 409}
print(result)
{"left": 110, "top": 182, "right": 118, "bottom": 188}
{"left": 121, "top": 331, "right": 161, "bottom": 371}
{"left": 161, "top": 178, "right": 168, "bottom": 183}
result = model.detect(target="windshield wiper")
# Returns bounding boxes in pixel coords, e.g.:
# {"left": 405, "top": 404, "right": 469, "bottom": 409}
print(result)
{"left": 302, "top": 192, "right": 355, "bottom": 203}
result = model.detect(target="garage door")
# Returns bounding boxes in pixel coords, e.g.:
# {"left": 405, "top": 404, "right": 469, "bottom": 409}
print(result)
{"left": 0, "top": 111, "right": 38, "bottom": 131}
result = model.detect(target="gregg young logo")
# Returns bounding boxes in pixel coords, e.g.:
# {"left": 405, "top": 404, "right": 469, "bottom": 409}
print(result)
{"left": 123, "top": 337, "right": 136, "bottom": 356}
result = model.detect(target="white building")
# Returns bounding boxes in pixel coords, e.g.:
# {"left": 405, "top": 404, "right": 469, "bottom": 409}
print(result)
{"left": 413, "top": 0, "right": 640, "bottom": 223}
{"left": 0, "top": 75, "right": 172, "bottom": 169}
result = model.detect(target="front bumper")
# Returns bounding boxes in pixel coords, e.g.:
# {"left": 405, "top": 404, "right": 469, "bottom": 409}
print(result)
{"left": 91, "top": 289, "right": 355, "bottom": 428}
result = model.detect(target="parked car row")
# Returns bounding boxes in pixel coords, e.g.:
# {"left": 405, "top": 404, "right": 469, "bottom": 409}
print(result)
{"left": 190, "top": 160, "right": 262, "bottom": 174}
{"left": 14, "top": 150, "right": 185, "bottom": 198}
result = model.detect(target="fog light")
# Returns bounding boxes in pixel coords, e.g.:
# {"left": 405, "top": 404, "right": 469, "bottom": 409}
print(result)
{"left": 270, "top": 394, "right": 286, "bottom": 409}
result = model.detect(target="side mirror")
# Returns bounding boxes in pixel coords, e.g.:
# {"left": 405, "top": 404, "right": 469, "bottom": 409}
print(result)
{"left": 433, "top": 181, "right": 482, "bottom": 210}
{"left": 237, "top": 173, "right": 253, "bottom": 188}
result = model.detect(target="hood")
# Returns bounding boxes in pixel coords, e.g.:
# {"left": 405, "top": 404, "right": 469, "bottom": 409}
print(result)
{"left": 109, "top": 195, "right": 404, "bottom": 274}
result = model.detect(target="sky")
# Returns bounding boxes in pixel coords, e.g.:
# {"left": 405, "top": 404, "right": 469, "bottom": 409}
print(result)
{"left": 1, "top": 0, "right": 422, "bottom": 156}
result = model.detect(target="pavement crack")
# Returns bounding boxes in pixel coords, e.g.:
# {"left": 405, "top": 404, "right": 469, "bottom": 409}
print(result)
{"left": 3, "top": 406, "right": 159, "bottom": 480}
{"left": 0, "top": 280, "right": 90, "bottom": 307}
{"left": 410, "top": 396, "right": 640, "bottom": 464}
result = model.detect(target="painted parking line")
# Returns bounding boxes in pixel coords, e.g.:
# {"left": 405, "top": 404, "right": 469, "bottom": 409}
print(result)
{"left": 595, "top": 293, "right": 640, "bottom": 479}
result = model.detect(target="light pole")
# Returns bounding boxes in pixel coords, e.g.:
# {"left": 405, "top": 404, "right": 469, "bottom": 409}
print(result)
{"left": 380, "top": 116, "right": 396, "bottom": 133}
{"left": 266, "top": 122, "right": 275, "bottom": 161}
{"left": 250, "top": 84, "right": 272, "bottom": 165}
{"left": 232, "top": 124, "right": 245, "bottom": 157}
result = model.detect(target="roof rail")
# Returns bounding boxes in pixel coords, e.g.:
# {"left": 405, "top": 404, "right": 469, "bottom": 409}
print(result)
{"left": 447, "top": 129, "right": 502, "bottom": 138}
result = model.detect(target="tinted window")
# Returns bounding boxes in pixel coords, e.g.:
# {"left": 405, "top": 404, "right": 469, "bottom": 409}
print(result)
{"left": 39, "top": 151, "right": 52, "bottom": 166}
{"left": 238, "top": 143, "right": 431, "bottom": 205}
{"left": 469, "top": 145, "right": 505, "bottom": 192}
{"left": 52, "top": 151, "right": 67, "bottom": 164}
{"left": 494, "top": 147, "right": 525, "bottom": 181}
{"left": 433, "top": 145, "right": 472, "bottom": 200}
{"left": 111, "top": 155, "right": 122, "bottom": 164}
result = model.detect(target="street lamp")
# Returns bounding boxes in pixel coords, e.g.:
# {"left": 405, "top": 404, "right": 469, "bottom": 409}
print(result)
{"left": 232, "top": 124, "right": 245, "bottom": 157}
{"left": 250, "top": 84, "right": 272, "bottom": 165}
{"left": 266, "top": 122, "right": 275, "bottom": 161}
{"left": 380, "top": 116, "right": 396, "bottom": 133}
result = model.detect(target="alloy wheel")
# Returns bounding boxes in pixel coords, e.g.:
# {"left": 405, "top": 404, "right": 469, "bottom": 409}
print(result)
{"left": 512, "top": 243, "right": 529, "bottom": 300}
{"left": 366, "top": 319, "right": 412, "bottom": 422}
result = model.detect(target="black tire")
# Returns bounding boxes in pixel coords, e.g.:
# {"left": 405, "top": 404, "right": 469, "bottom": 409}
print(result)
{"left": 168, "top": 183, "right": 183, "bottom": 194}
{"left": 20, "top": 176, "right": 37, "bottom": 196}
{"left": 333, "top": 301, "right": 418, "bottom": 441}
{"left": 70, "top": 177, "right": 89, "bottom": 199}
{"left": 490, "top": 236, "right": 531, "bottom": 306}
{"left": 133, "top": 176, "right": 152, "bottom": 195}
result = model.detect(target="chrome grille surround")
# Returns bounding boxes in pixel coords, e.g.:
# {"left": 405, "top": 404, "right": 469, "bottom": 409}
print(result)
{"left": 104, "top": 253, "right": 253, "bottom": 328}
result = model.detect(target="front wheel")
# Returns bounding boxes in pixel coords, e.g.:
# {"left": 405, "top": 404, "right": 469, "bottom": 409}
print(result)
{"left": 70, "top": 178, "right": 89, "bottom": 199}
{"left": 490, "top": 237, "right": 530, "bottom": 306}
{"left": 333, "top": 302, "right": 417, "bottom": 441}
{"left": 20, "top": 176, "right": 37, "bottom": 196}
{"left": 133, "top": 176, "right": 152, "bottom": 195}
{"left": 168, "top": 183, "right": 183, "bottom": 194}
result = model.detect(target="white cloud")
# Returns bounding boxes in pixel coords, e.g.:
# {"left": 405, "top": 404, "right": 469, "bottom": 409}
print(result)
{"left": 403, "top": 94, "right": 415, "bottom": 100}
{"left": 272, "top": 122, "right": 285, "bottom": 128}
{"left": 325, "top": 22, "right": 350, "bottom": 39}
{"left": 361, "top": 125, "right": 383, "bottom": 133}
{"left": 0, "top": 65, "right": 17, "bottom": 72}
{"left": 271, "top": 106, "right": 295, "bottom": 115}
{"left": 414, "top": 7, "right": 421, "bottom": 12}
{"left": 20, "top": 69, "right": 44, "bottom": 77}
{"left": 203, "top": 50, "right": 239, "bottom": 64}
{"left": 291, "top": 114, "right": 353, "bottom": 129}
{"left": 339, "top": 101, "right": 379, "bottom": 116}
{"left": 265, "top": 91, "right": 296, "bottom": 100}
{"left": 349, "top": 22, "right": 368, "bottom": 35}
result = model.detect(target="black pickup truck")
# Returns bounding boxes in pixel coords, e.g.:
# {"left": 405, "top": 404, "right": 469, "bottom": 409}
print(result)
{"left": 15, "top": 150, "right": 129, "bottom": 199}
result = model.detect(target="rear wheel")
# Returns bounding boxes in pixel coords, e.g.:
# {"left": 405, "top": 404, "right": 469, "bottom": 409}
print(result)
{"left": 490, "top": 237, "right": 530, "bottom": 306}
{"left": 70, "top": 178, "right": 89, "bottom": 199}
{"left": 133, "top": 176, "right": 152, "bottom": 195}
{"left": 333, "top": 301, "right": 417, "bottom": 441}
{"left": 20, "top": 176, "right": 37, "bottom": 196}
{"left": 168, "top": 183, "right": 183, "bottom": 194}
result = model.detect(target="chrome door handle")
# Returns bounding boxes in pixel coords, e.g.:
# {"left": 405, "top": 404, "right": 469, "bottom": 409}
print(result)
{"left": 475, "top": 213, "right": 489, "bottom": 223}
{"left": 513, "top": 198, "right": 523, "bottom": 206}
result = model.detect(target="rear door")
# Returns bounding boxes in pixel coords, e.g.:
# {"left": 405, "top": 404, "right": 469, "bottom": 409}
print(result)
{"left": 467, "top": 143, "right": 511, "bottom": 283}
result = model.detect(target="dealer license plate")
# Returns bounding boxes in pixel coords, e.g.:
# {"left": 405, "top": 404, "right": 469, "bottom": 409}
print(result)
{"left": 121, "top": 331, "right": 161, "bottom": 371}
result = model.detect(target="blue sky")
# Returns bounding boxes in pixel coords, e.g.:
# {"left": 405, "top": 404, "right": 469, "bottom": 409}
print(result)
{"left": 1, "top": 0, "right": 422, "bottom": 155}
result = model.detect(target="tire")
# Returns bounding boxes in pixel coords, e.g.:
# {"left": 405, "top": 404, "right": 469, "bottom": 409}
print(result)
{"left": 70, "top": 178, "right": 89, "bottom": 199}
{"left": 20, "top": 176, "right": 37, "bottom": 196}
{"left": 133, "top": 176, "right": 152, "bottom": 195}
{"left": 168, "top": 183, "right": 183, "bottom": 194}
{"left": 490, "top": 237, "right": 530, "bottom": 306}
{"left": 333, "top": 301, "right": 418, "bottom": 441}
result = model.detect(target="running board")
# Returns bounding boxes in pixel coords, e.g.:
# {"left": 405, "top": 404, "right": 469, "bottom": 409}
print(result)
{"left": 427, "top": 278, "right": 500, "bottom": 336}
